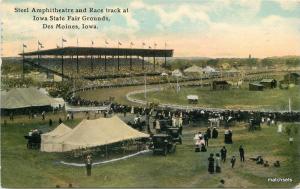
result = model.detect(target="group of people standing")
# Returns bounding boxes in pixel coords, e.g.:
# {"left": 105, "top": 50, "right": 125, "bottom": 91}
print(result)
{"left": 194, "top": 127, "right": 219, "bottom": 152}
{"left": 208, "top": 145, "right": 245, "bottom": 174}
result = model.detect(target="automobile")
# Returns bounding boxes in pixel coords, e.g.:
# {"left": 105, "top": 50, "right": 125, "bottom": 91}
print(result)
{"left": 158, "top": 119, "right": 172, "bottom": 132}
{"left": 151, "top": 134, "right": 176, "bottom": 156}
{"left": 167, "top": 127, "right": 182, "bottom": 144}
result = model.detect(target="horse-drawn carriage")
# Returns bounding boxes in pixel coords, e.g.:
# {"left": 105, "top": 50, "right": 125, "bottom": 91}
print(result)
{"left": 24, "top": 132, "right": 41, "bottom": 149}
{"left": 248, "top": 118, "right": 261, "bottom": 131}
{"left": 151, "top": 134, "right": 176, "bottom": 156}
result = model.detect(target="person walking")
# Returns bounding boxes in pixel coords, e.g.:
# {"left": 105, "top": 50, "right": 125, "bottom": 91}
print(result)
{"left": 230, "top": 156, "right": 236, "bottom": 168}
{"left": 239, "top": 145, "right": 245, "bottom": 162}
{"left": 220, "top": 146, "right": 227, "bottom": 163}
{"left": 208, "top": 153, "right": 215, "bottom": 174}
{"left": 204, "top": 132, "right": 209, "bottom": 147}
{"left": 85, "top": 155, "right": 93, "bottom": 176}
{"left": 215, "top": 153, "right": 221, "bottom": 173}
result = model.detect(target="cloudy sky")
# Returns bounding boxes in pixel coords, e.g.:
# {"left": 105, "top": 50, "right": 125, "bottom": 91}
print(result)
{"left": 1, "top": 0, "right": 300, "bottom": 58}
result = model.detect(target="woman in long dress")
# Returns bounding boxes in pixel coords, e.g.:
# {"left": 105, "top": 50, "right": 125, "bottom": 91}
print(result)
{"left": 208, "top": 153, "right": 215, "bottom": 174}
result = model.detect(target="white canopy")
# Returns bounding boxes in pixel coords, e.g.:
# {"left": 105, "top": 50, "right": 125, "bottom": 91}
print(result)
{"left": 40, "top": 123, "right": 72, "bottom": 152}
{"left": 51, "top": 98, "right": 65, "bottom": 108}
{"left": 42, "top": 116, "right": 149, "bottom": 152}
{"left": 184, "top": 65, "right": 203, "bottom": 74}
{"left": 203, "top": 66, "right": 217, "bottom": 73}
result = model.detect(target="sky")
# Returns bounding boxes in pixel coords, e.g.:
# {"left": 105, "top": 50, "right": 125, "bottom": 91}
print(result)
{"left": 1, "top": 0, "right": 300, "bottom": 58}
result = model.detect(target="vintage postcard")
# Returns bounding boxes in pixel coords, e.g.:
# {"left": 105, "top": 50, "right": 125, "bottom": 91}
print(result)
{"left": 1, "top": 0, "right": 299, "bottom": 188}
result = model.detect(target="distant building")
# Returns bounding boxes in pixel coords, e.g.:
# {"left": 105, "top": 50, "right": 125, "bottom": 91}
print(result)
{"left": 249, "top": 82, "right": 264, "bottom": 91}
{"left": 249, "top": 54, "right": 251, "bottom": 59}
{"left": 212, "top": 80, "right": 230, "bottom": 90}
{"left": 187, "top": 95, "right": 198, "bottom": 104}
{"left": 260, "top": 79, "right": 277, "bottom": 89}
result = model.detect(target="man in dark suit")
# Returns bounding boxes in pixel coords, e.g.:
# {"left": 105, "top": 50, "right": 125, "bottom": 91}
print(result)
{"left": 239, "top": 145, "right": 245, "bottom": 162}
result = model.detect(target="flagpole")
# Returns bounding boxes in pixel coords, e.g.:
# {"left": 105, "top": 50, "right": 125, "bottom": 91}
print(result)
{"left": 289, "top": 98, "right": 291, "bottom": 112}
{"left": 104, "top": 40, "right": 107, "bottom": 72}
{"left": 91, "top": 40, "right": 93, "bottom": 72}
{"left": 142, "top": 42, "right": 145, "bottom": 70}
{"left": 130, "top": 42, "right": 133, "bottom": 70}
{"left": 22, "top": 44, "right": 25, "bottom": 80}
{"left": 61, "top": 37, "right": 64, "bottom": 81}
{"left": 37, "top": 41, "right": 40, "bottom": 65}
{"left": 144, "top": 73, "right": 147, "bottom": 99}
{"left": 176, "top": 76, "right": 179, "bottom": 93}
{"left": 117, "top": 41, "right": 120, "bottom": 71}
{"left": 76, "top": 38, "right": 79, "bottom": 74}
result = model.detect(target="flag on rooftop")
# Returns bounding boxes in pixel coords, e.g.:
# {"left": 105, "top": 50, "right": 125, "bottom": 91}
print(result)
{"left": 23, "top": 44, "right": 27, "bottom": 48}
{"left": 118, "top": 41, "right": 122, "bottom": 45}
{"left": 38, "top": 41, "right": 42, "bottom": 46}
{"left": 62, "top": 38, "right": 67, "bottom": 42}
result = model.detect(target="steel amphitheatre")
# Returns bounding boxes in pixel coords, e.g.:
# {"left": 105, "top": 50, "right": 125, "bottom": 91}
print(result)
{"left": 1, "top": 42, "right": 300, "bottom": 188}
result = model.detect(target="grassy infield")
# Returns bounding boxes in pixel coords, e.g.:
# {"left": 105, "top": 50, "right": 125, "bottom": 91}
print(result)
{"left": 1, "top": 115, "right": 299, "bottom": 188}
{"left": 133, "top": 85, "right": 300, "bottom": 111}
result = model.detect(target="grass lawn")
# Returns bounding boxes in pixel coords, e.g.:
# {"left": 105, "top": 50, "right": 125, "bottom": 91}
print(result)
{"left": 1, "top": 116, "right": 299, "bottom": 188}
{"left": 132, "top": 85, "right": 300, "bottom": 111}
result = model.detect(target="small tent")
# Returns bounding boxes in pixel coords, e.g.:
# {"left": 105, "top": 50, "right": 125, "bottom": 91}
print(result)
{"left": 42, "top": 116, "right": 149, "bottom": 152}
{"left": 40, "top": 123, "right": 72, "bottom": 152}
{"left": 172, "top": 69, "right": 183, "bottom": 77}
{"left": 184, "top": 65, "right": 203, "bottom": 74}
{"left": 203, "top": 66, "right": 217, "bottom": 74}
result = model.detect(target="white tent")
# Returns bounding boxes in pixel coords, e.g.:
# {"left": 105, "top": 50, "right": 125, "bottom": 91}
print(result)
{"left": 203, "top": 66, "right": 217, "bottom": 74}
{"left": 184, "top": 65, "right": 203, "bottom": 74}
{"left": 43, "top": 116, "right": 149, "bottom": 152}
{"left": 51, "top": 98, "right": 65, "bottom": 108}
{"left": 1, "top": 87, "right": 58, "bottom": 109}
{"left": 172, "top": 69, "right": 183, "bottom": 77}
{"left": 40, "top": 123, "right": 72, "bottom": 152}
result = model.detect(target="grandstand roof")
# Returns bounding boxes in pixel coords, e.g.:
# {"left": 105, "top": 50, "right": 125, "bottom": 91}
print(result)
{"left": 20, "top": 46, "right": 173, "bottom": 57}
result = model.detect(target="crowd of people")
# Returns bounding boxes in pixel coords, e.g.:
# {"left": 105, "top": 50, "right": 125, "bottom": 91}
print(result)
{"left": 194, "top": 127, "right": 220, "bottom": 152}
